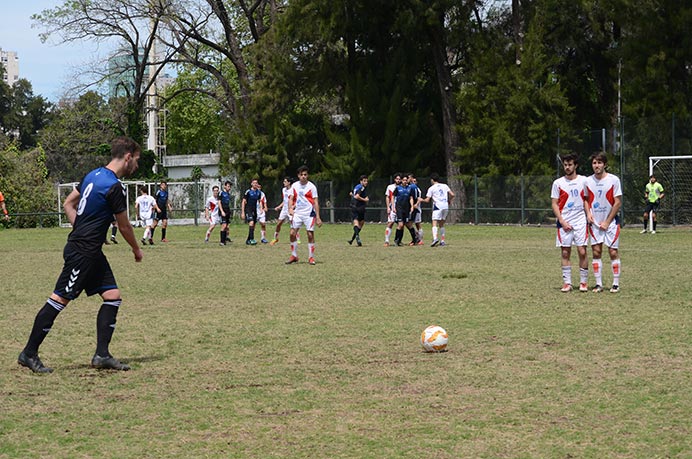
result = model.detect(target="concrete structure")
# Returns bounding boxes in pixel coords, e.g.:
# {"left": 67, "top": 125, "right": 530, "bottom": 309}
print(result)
{"left": 162, "top": 153, "right": 221, "bottom": 180}
{"left": 0, "top": 48, "right": 19, "bottom": 86}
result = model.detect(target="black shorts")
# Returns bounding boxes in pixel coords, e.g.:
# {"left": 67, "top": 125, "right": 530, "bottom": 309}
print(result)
{"left": 395, "top": 205, "right": 412, "bottom": 223}
{"left": 245, "top": 209, "right": 258, "bottom": 224}
{"left": 155, "top": 210, "right": 168, "bottom": 221}
{"left": 351, "top": 206, "right": 366, "bottom": 222}
{"left": 644, "top": 202, "right": 660, "bottom": 213}
{"left": 53, "top": 244, "right": 117, "bottom": 301}
{"left": 221, "top": 207, "right": 231, "bottom": 224}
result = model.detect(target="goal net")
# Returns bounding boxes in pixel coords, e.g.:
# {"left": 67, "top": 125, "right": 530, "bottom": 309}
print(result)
{"left": 648, "top": 155, "right": 692, "bottom": 228}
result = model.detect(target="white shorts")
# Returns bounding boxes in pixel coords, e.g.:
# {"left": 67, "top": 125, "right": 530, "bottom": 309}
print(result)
{"left": 292, "top": 213, "right": 316, "bottom": 231}
{"left": 432, "top": 209, "right": 449, "bottom": 222}
{"left": 278, "top": 208, "right": 291, "bottom": 222}
{"left": 257, "top": 212, "right": 266, "bottom": 224}
{"left": 589, "top": 221, "right": 620, "bottom": 249}
{"left": 387, "top": 209, "right": 396, "bottom": 223}
{"left": 413, "top": 208, "right": 422, "bottom": 224}
{"left": 208, "top": 214, "right": 220, "bottom": 225}
{"left": 556, "top": 222, "right": 588, "bottom": 247}
{"left": 141, "top": 217, "right": 154, "bottom": 227}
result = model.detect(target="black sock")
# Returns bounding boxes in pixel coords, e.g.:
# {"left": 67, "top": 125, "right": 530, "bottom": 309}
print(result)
{"left": 249, "top": 227, "right": 255, "bottom": 240}
{"left": 96, "top": 300, "right": 121, "bottom": 357}
{"left": 644, "top": 219, "right": 647, "bottom": 229}
{"left": 221, "top": 230, "right": 226, "bottom": 243}
{"left": 111, "top": 226, "right": 117, "bottom": 238}
{"left": 162, "top": 228, "right": 167, "bottom": 240}
{"left": 653, "top": 221, "right": 657, "bottom": 231}
{"left": 395, "top": 228, "right": 403, "bottom": 242}
{"left": 24, "top": 300, "right": 63, "bottom": 356}
{"left": 150, "top": 228, "right": 155, "bottom": 240}
{"left": 408, "top": 227, "right": 417, "bottom": 242}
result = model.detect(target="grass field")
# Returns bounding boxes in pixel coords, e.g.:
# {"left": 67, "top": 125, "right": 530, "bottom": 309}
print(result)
{"left": 1, "top": 223, "right": 691, "bottom": 458}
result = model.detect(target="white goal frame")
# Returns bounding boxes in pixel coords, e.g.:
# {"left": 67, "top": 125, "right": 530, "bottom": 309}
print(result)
{"left": 648, "top": 155, "right": 692, "bottom": 231}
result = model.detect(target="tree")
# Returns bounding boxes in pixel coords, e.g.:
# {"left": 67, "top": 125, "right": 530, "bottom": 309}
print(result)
{"left": 0, "top": 79, "right": 53, "bottom": 149}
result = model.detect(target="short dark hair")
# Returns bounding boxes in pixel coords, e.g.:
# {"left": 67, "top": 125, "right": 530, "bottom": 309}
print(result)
{"left": 359, "top": 174, "right": 368, "bottom": 181}
{"left": 589, "top": 152, "right": 608, "bottom": 165}
{"left": 111, "top": 136, "right": 140, "bottom": 159}
{"left": 212, "top": 185, "right": 219, "bottom": 191}
{"left": 297, "top": 165, "right": 309, "bottom": 175}
{"left": 224, "top": 180, "right": 232, "bottom": 186}
{"left": 283, "top": 176, "right": 292, "bottom": 183}
{"left": 160, "top": 180, "right": 167, "bottom": 185}
{"left": 430, "top": 173, "right": 440, "bottom": 182}
{"left": 560, "top": 153, "right": 579, "bottom": 164}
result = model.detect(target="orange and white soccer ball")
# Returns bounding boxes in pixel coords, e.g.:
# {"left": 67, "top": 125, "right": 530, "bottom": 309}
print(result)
{"left": 421, "top": 325, "right": 448, "bottom": 352}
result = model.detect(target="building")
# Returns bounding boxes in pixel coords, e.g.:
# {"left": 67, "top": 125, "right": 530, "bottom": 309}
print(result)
{"left": 0, "top": 48, "right": 19, "bottom": 86}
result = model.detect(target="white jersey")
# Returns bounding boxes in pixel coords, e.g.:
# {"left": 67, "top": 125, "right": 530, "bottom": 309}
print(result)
{"left": 551, "top": 175, "right": 587, "bottom": 225}
{"left": 385, "top": 184, "right": 397, "bottom": 212}
{"left": 426, "top": 182, "right": 452, "bottom": 211}
{"left": 257, "top": 191, "right": 267, "bottom": 217}
{"left": 136, "top": 194, "right": 156, "bottom": 220}
{"left": 585, "top": 173, "right": 622, "bottom": 225}
{"left": 278, "top": 186, "right": 292, "bottom": 221}
{"left": 290, "top": 180, "right": 318, "bottom": 217}
{"left": 205, "top": 196, "right": 219, "bottom": 216}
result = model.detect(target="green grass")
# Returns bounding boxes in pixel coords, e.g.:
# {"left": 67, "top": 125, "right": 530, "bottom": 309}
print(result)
{"left": 1, "top": 223, "right": 691, "bottom": 458}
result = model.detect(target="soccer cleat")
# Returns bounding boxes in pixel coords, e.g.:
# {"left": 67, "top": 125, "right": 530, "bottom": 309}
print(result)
{"left": 91, "top": 355, "right": 130, "bottom": 371}
{"left": 269, "top": 239, "right": 278, "bottom": 246}
{"left": 579, "top": 282, "right": 589, "bottom": 292}
{"left": 356, "top": 237, "right": 362, "bottom": 247}
{"left": 18, "top": 351, "right": 53, "bottom": 374}
{"left": 161, "top": 238, "right": 169, "bottom": 243}
{"left": 296, "top": 239, "right": 301, "bottom": 244}
{"left": 640, "top": 229, "right": 647, "bottom": 234}
{"left": 439, "top": 241, "right": 446, "bottom": 246}
{"left": 261, "top": 238, "right": 269, "bottom": 244}
{"left": 220, "top": 242, "right": 226, "bottom": 246}
{"left": 141, "top": 238, "right": 146, "bottom": 245}
{"left": 395, "top": 241, "right": 403, "bottom": 247}
{"left": 285, "top": 255, "right": 299, "bottom": 264}
{"left": 245, "top": 240, "right": 251, "bottom": 245}
{"left": 560, "top": 283, "right": 573, "bottom": 292}
{"left": 592, "top": 285, "right": 603, "bottom": 293}
{"left": 148, "top": 239, "right": 154, "bottom": 245}
{"left": 110, "top": 237, "right": 118, "bottom": 244}
{"left": 308, "top": 257, "right": 316, "bottom": 265}
{"left": 431, "top": 239, "right": 440, "bottom": 247}
{"left": 384, "top": 242, "right": 390, "bottom": 247}
{"left": 408, "top": 241, "right": 416, "bottom": 246}
{"left": 651, "top": 230, "right": 656, "bottom": 234}
{"left": 204, "top": 237, "right": 209, "bottom": 243}
{"left": 348, "top": 239, "right": 354, "bottom": 245}
{"left": 250, "top": 239, "right": 257, "bottom": 245}
{"left": 417, "top": 240, "right": 424, "bottom": 246}
{"left": 610, "top": 285, "right": 620, "bottom": 293}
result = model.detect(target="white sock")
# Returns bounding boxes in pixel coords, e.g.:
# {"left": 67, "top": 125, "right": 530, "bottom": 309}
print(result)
{"left": 579, "top": 268, "right": 589, "bottom": 284}
{"left": 592, "top": 259, "right": 603, "bottom": 286}
{"left": 611, "top": 259, "right": 621, "bottom": 286}
{"left": 561, "top": 266, "right": 572, "bottom": 284}
{"left": 432, "top": 226, "right": 438, "bottom": 241}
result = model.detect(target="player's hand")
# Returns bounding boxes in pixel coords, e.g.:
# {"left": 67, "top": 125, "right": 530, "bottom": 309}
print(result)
{"left": 133, "top": 247, "right": 144, "bottom": 262}
{"left": 316, "top": 217, "right": 323, "bottom": 227}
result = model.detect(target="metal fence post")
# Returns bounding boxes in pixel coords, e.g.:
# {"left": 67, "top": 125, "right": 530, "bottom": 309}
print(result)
{"left": 474, "top": 174, "right": 479, "bottom": 225}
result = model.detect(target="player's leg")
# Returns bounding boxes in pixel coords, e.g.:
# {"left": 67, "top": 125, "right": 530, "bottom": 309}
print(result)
{"left": 560, "top": 244, "right": 573, "bottom": 292}
{"left": 577, "top": 245, "right": 589, "bottom": 291}
{"left": 591, "top": 242, "right": 604, "bottom": 292}
{"left": 286, "top": 218, "right": 300, "bottom": 263}
{"left": 652, "top": 210, "right": 657, "bottom": 233}
{"left": 161, "top": 218, "right": 169, "bottom": 242}
{"left": 609, "top": 247, "right": 620, "bottom": 293}
{"left": 641, "top": 209, "right": 649, "bottom": 233}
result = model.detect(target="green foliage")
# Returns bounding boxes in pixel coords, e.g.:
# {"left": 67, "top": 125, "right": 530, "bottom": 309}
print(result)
{"left": 0, "top": 142, "right": 57, "bottom": 227}
{"left": 0, "top": 79, "right": 53, "bottom": 149}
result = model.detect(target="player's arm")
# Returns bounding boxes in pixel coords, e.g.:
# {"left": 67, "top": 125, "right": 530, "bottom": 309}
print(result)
{"left": 63, "top": 188, "right": 81, "bottom": 226}
{"left": 114, "top": 210, "right": 143, "bottom": 262}
{"left": 274, "top": 201, "right": 283, "bottom": 212}
{"left": 601, "top": 195, "right": 622, "bottom": 229}
{"left": 240, "top": 196, "right": 247, "bottom": 218}
{"left": 448, "top": 190, "right": 455, "bottom": 203}
{"left": 313, "top": 196, "right": 322, "bottom": 227}
{"left": 288, "top": 193, "right": 296, "bottom": 216}
{"left": 551, "top": 197, "right": 572, "bottom": 231}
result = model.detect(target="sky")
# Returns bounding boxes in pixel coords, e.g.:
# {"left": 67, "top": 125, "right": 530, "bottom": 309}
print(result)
{"left": 0, "top": 1, "right": 103, "bottom": 102}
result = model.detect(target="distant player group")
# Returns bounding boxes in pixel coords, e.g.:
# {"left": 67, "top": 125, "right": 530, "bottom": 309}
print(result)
{"left": 551, "top": 152, "right": 622, "bottom": 293}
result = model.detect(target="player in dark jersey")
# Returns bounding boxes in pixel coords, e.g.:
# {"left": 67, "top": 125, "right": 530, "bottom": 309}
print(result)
{"left": 18, "top": 136, "right": 144, "bottom": 373}
{"left": 151, "top": 180, "right": 173, "bottom": 242}
{"left": 393, "top": 175, "right": 419, "bottom": 246}
{"left": 241, "top": 178, "right": 262, "bottom": 245}
{"left": 219, "top": 181, "right": 233, "bottom": 245}
{"left": 348, "top": 175, "right": 369, "bottom": 246}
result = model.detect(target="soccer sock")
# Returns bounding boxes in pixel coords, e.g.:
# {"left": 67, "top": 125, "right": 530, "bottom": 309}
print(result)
{"left": 643, "top": 218, "right": 647, "bottom": 230}
{"left": 580, "top": 268, "right": 589, "bottom": 285}
{"left": 432, "top": 226, "right": 438, "bottom": 241}
{"left": 592, "top": 258, "right": 603, "bottom": 286}
{"left": 142, "top": 228, "right": 149, "bottom": 240}
{"left": 111, "top": 226, "right": 117, "bottom": 238}
{"left": 440, "top": 227, "right": 446, "bottom": 242}
{"left": 653, "top": 220, "right": 657, "bottom": 231}
{"left": 408, "top": 227, "right": 417, "bottom": 242}
{"left": 162, "top": 228, "right": 167, "bottom": 240}
{"left": 273, "top": 231, "right": 279, "bottom": 240}
{"left": 261, "top": 230, "right": 266, "bottom": 240}
{"left": 296, "top": 230, "right": 301, "bottom": 242}
{"left": 385, "top": 227, "right": 391, "bottom": 242}
{"left": 96, "top": 300, "right": 121, "bottom": 357}
{"left": 308, "top": 243, "right": 315, "bottom": 259}
{"left": 418, "top": 228, "right": 423, "bottom": 242}
{"left": 395, "top": 228, "right": 404, "bottom": 243}
{"left": 561, "top": 265, "right": 572, "bottom": 284}
{"left": 150, "top": 228, "right": 156, "bottom": 240}
{"left": 221, "top": 230, "right": 226, "bottom": 243}
{"left": 248, "top": 227, "right": 255, "bottom": 240}
{"left": 23, "top": 299, "right": 64, "bottom": 356}
{"left": 291, "top": 241, "right": 298, "bottom": 257}
{"left": 611, "top": 259, "right": 621, "bottom": 286}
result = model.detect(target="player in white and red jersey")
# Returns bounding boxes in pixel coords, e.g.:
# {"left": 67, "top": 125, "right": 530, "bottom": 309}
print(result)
{"left": 270, "top": 177, "right": 300, "bottom": 245}
{"left": 286, "top": 166, "right": 322, "bottom": 265}
{"left": 384, "top": 173, "right": 402, "bottom": 246}
{"left": 551, "top": 154, "right": 589, "bottom": 293}
{"left": 256, "top": 184, "right": 269, "bottom": 243}
{"left": 204, "top": 185, "right": 221, "bottom": 243}
{"left": 584, "top": 152, "right": 622, "bottom": 293}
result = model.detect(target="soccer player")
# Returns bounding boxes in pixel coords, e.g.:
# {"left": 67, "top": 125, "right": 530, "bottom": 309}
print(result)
{"left": 585, "top": 152, "right": 622, "bottom": 293}
{"left": 421, "top": 173, "right": 455, "bottom": 247}
{"left": 151, "top": 180, "right": 173, "bottom": 242}
{"left": 256, "top": 183, "right": 269, "bottom": 243}
{"left": 204, "top": 185, "right": 221, "bottom": 242}
{"left": 270, "top": 177, "right": 293, "bottom": 245}
{"left": 348, "top": 175, "right": 369, "bottom": 246}
{"left": 219, "top": 180, "right": 233, "bottom": 245}
{"left": 240, "top": 178, "right": 262, "bottom": 245}
{"left": 551, "top": 154, "right": 589, "bottom": 292}
{"left": 286, "top": 165, "right": 322, "bottom": 265}
{"left": 135, "top": 187, "right": 160, "bottom": 245}
{"left": 408, "top": 174, "right": 424, "bottom": 245}
{"left": 18, "top": 136, "right": 143, "bottom": 373}
{"left": 641, "top": 174, "right": 664, "bottom": 234}
{"left": 384, "top": 173, "right": 402, "bottom": 246}
{"left": 393, "top": 175, "right": 419, "bottom": 246}
{"left": 0, "top": 190, "right": 9, "bottom": 221}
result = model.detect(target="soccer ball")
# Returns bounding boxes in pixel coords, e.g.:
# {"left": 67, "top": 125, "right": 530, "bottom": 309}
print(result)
{"left": 421, "top": 325, "right": 448, "bottom": 352}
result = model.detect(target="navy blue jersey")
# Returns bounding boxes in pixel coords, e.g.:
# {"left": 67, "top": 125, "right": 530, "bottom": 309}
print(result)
{"left": 410, "top": 183, "right": 421, "bottom": 202}
{"left": 394, "top": 184, "right": 413, "bottom": 205}
{"left": 155, "top": 189, "right": 169, "bottom": 209}
{"left": 243, "top": 188, "right": 262, "bottom": 210}
{"left": 67, "top": 167, "right": 127, "bottom": 255}
{"left": 351, "top": 183, "right": 368, "bottom": 208}
{"left": 219, "top": 190, "right": 232, "bottom": 210}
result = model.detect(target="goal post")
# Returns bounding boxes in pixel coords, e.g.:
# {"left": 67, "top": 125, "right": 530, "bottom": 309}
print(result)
{"left": 648, "top": 155, "right": 692, "bottom": 230}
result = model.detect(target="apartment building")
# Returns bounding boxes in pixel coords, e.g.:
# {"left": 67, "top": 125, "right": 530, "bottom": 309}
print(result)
{"left": 0, "top": 48, "right": 20, "bottom": 85}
